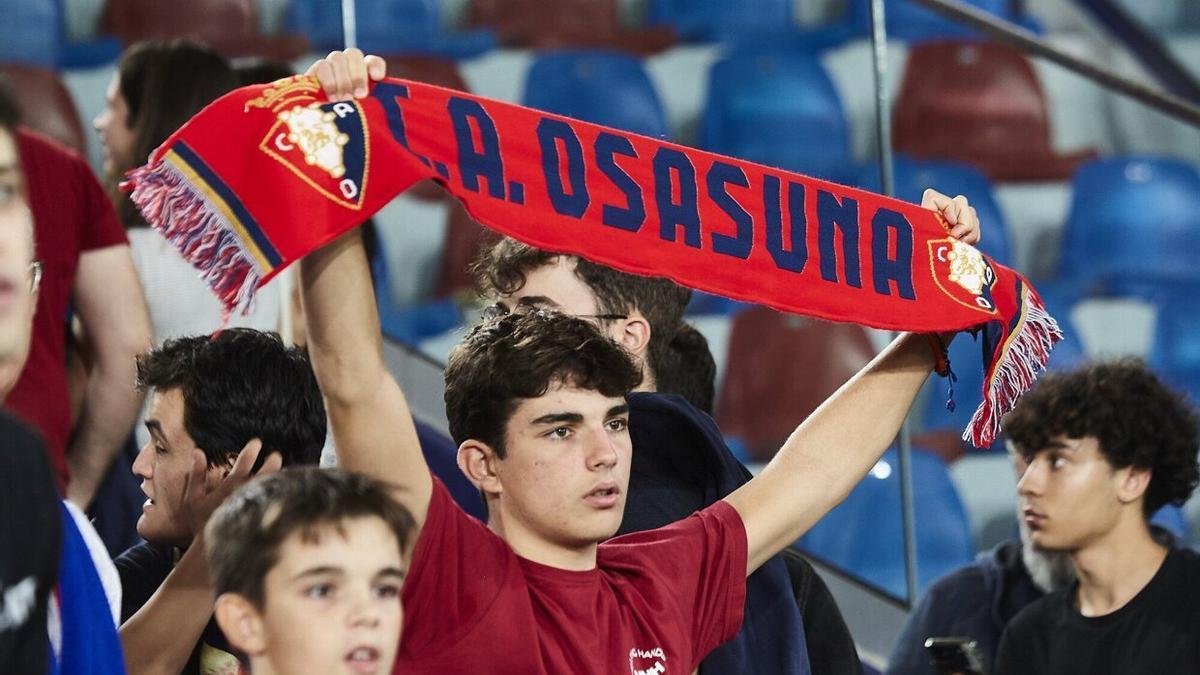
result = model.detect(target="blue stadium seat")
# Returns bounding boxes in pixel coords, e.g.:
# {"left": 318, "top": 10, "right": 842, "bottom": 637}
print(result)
{"left": 646, "top": 0, "right": 793, "bottom": 43}
{"left": 414, "top": 419, "right": 485, "bottom": 520}
{"left": 0, "top": 0, "right": 121, "bottom": 67}
{"left": 1149, "top": 290, "right": 1200, "bottom": 405}
{"left": 1150, "top": 503, "right": 1191, "bottom": 547}
{"left": 1058, "top": 157, "right": 1200, "bottom": 299}
{"left": 370, "top": 228, "right": 465, "bottom": 346}
{"left": 920, "top": 314, "right": 1086, "bottom": 443}
{"left": 700, "top": 46, "right": 854, "bottom": 182}
{"left": 843, "top": 0, "right": 1041, "bottom": 42}
{"left": 798, "top": 446, "right": 975, "bottom": 598}
{"left": 521, "top": 50, "right": 668, "bottom": 138}
{"left": 856, "top": 156, "right": 1014, "bottom": 268}
{"left": 287, "top": 0, "right": 495, "bottom": 58}
{"left": 685, "top": 292, "right": 753, "bottom": 317}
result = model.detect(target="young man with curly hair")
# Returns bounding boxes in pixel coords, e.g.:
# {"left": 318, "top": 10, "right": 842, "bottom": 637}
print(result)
{"left": 995, "top": 360, "right": 1200, "bottom": 675}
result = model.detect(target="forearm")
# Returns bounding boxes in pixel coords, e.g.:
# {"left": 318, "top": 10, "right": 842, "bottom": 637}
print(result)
{"left": 726, "top": 333, "right": 936, "bottom": 573}
{"left": 66, "top": 357, "right": 144, "bottom": 507}
{"left": 299, "top": 228, "right": 431, "bottom": 521}
{"left": 300, "top": 228, "right": 386, "bottom": 403}
{"left": 120, "top": 543, "right": 214, "bottom": 675}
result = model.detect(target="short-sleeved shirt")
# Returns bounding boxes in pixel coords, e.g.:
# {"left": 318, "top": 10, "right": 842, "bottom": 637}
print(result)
{"left": 4, "top": 129, "right": 129, "bottom": 492}
{"left": 397, "top": 478, "right": 748, "bottom": 674}
{"left": 115, "top": 542, "right": 244, "bottom": 675}
{"left": 995, "top": 546, "right": 1200, "bottom": 675}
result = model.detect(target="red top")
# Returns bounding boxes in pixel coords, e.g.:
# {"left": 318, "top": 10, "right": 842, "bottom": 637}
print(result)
{"left": 396, "top": 479, "right": 748, "bottom": 674}
{"left": 4, "top": 129, "right": 128, "bottom": 492}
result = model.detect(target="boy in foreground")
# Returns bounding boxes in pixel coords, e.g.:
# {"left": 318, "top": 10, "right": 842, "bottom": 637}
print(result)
{"left": 206, "top": 467, "right": 416, "bottom": 675}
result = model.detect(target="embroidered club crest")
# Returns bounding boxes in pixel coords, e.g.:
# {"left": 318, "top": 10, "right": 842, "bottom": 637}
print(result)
{"left": 258, "top": 100, "right": 370, "bottom": 210}
{"left": 928, "top": 238, "right": 999, "bottom": 315}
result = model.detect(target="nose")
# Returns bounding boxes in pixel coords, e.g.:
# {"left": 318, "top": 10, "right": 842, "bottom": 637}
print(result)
{"left": 1016, "top": 457, "right": 1043, "bottom": 498}
{"left": 93, "top": 108, "right": 107, "bottom": 134}
{"left": 131, "top": 441, "right": 154, "bottom": 479}
{"left": 347, "top": 590, "right": 382, "bottom": 629}
{"left": 585, "top": 427, "right": 619, "bottom": 471}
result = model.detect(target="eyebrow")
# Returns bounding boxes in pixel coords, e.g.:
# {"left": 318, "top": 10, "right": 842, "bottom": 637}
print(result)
{"left": 290, "top": 566, "right": 344, "bottom": 582}
{"left": 607, "top": 404, "right": 630, "bottom": 418}
{"left": 143, "top": 420, "right": 166, "bottom": 443}
{"left": 377, "top": 567, "right": 407, "bottom": 581}
{"left": 530, "top": 412, "right": 584, "bottom": 426}
{"left": 515, "top": 296, "right": 560, "bottom": 309}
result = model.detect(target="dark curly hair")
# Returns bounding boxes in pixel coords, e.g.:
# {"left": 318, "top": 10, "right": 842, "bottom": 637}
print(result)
{"left": 444, "top": 310, "right": 642, "bottom": 457}
{"left": 137, "top": 329, "right": 326, "bottom": 471}
{"left": 206, "top": 467, "right": 415, "bottom": 608}
{"left": 1004, "top": 359, "right": 1200, "bottom": 517}
{"left": 472, "top": 238, "right": 697, "bottom": 400}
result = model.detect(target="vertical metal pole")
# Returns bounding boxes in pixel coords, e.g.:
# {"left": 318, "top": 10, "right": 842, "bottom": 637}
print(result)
{"left": 868, "top": 0, "right": 921, "bottom": 607}
{"left": 342, "top": 0, "right": 358, "bottom": 50}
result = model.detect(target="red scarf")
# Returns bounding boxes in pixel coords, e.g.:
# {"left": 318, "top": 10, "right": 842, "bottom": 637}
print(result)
{"left": 125, "top": 75, "right": 1060, "bottom": 447}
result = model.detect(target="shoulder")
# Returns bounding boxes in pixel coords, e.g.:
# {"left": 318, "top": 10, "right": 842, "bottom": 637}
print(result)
{"left": 114, "top": 541, "right": 175, "bottom": 578}
{"left": 603, "top": 499, "right": 745, "bottom": 560}
{"left": 1004, "top": 588, "right": 1064, "bottom": 636}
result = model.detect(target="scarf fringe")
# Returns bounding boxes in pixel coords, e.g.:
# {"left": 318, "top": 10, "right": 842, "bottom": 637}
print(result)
{"left": 125, "top": 161, "right": 260, "bottom": 317}
{"left": 964, "top": 290, "right": 1063, "bottom": 447}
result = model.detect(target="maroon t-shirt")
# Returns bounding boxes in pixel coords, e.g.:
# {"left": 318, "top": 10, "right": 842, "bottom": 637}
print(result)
{"left": 397, "top": 479, "right": 748, "bottom": 674}
{"left": 4, "top": 129, "right": 128, "bottom": 492}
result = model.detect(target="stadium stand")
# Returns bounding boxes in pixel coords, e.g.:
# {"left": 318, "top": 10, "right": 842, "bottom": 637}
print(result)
{"left": 894, "top": 40, "right": 1096, "bottom": 182}
{"left": 799, "top": 446, "right": 976, "bottom": 599}
{"left": 0, "top": 63, "right": 87, "bottom": 154}
{"left": 521, "top": 49, "right": 669, "bottom": 138}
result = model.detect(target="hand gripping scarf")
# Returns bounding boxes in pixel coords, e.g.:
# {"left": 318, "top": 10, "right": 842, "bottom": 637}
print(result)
{"left": 125, "top": 76, "right": 1061, "bottom": 447}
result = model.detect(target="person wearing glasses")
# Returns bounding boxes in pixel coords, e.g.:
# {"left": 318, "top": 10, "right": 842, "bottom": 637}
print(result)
{"left": 0, "top": 76, "right": 152, "bottom": 511}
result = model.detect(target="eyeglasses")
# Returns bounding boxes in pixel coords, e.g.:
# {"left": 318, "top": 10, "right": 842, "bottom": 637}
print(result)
{"left": 480, "top": 301, "right": 628, "bottom": 324}
{"left": 27, "top": 261, "right": 41, "bottom": 294}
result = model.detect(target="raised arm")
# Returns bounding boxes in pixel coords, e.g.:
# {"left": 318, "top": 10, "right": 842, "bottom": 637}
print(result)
{"left": 299, "top": 227, "right": 431, "bottom": 524}
{"left": 725, "top": 189, "right": 979, "bottom": 574}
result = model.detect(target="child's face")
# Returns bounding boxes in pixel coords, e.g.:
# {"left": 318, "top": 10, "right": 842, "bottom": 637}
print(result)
{"left": 247, "top": 517, "right": 406, "bottom": 675}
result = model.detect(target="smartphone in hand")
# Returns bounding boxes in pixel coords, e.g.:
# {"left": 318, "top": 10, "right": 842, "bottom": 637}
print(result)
{"left": 924, "top": 637, "right": 986, "bottom": 675}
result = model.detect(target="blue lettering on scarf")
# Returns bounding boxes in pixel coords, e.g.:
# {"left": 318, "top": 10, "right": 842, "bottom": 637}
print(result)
{"left": 537, "top": 118, "right": 589, "bottom": 218}
{"left": 653, "top": 148, "right": 701, "bottom": 248}
{"left": 763, "top": 176, "right": 809, "bottom": 272}
{"left": 817, "top": 190, "right": 862, "bottom": 288}
{"left": 594, "top": 132, "right": 645, "bottom": 232}
{"left": 871, "top": 207, "right": 916, "bottom": 299}
{"left": 706, "top": 162, "right": 753, "bottom": 260}
{"left": 447, "top": 97, "right": 506, "bottom": 200}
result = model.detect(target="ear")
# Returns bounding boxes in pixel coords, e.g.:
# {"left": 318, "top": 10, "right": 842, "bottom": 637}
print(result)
{"left": 457, "top": 440, "right": 503, "bottom": 498}
{"left": 1116, "top": 465, "right": 1152, "bottom": 506}
{"left": 614, "top": 312, "right": 651, "bottom": 359}
{"left": 214, "top": 593, "right": 268, "bottom": 656}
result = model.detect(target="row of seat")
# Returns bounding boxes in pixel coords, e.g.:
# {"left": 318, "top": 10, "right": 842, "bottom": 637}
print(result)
{"left": 0, "top": 0, "right": 1077, "bottom": 68}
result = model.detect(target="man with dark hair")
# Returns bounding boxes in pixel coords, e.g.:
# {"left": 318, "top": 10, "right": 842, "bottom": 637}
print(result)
{"left": 995, "top": 360, "right": 1200, "bottom": 675}
{"left": 206, "top": 467, "right": 416, "bottom": 675}
{"left": 474, "top": 204, "right": 975, "bottom": 675}
{"left": 301, "top": 49, "right": 982, "bottom": 674}
{"left": 116, "top": 329, "right": 327, "bottom": 675}
{"left": 0, "top": 74, "right": 152, "bottom": 508}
